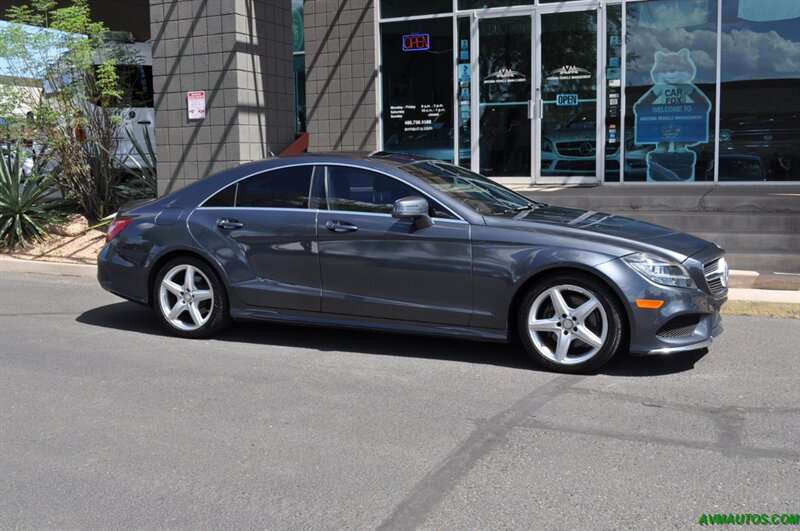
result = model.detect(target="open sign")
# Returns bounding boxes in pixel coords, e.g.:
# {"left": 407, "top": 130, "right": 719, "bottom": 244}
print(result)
{"left": 402, "top": 33, "right": 430, "bottom": 52}
{"left": 556, "top": 94, "right": 579, "bottom": 106}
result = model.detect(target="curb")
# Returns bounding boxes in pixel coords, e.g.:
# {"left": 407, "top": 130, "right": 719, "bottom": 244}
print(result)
{"left": 729, "top": 270, "right": 800, "bottom": 291}
{"left": 727, "top": 288, "right": 799, "bottom": 304}
{"left": 2, "top": 256, "right": 798, "bottom": 305}
{"left": 0, "top": 257, "right": 97, "bottom": 278}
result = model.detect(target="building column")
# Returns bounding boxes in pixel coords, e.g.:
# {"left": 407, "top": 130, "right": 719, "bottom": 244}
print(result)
{"left": 304, "top": 0, "right": 379, "bottom": 152}
{"left": 150, "top": 0, "right": 295, "bottom": 195}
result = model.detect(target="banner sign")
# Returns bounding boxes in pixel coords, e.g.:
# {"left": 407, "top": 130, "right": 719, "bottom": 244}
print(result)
{"left": 632, "top": 49, "right": 712, "bottom": 181}
{"left": 634, "top": 102, "right": 709, "bottom": 143}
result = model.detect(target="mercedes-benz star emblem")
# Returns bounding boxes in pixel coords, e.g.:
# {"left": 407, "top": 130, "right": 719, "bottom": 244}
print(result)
{"left": 579, "top": 142, "right": 593, "bottom": 156}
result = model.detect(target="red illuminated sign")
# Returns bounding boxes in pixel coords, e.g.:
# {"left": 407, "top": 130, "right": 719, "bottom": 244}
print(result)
{"left": 402, "top": 33, "right": 430, "bottom": 52}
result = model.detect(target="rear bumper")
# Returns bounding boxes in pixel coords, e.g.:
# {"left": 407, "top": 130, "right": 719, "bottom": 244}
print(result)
{"left": 97, "top": 240, "right": 150, "bottom": 305}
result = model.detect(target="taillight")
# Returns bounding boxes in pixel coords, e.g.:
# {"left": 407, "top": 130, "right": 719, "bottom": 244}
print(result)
{"left": 106, "top": 218, "right": 132, "bottom": 242}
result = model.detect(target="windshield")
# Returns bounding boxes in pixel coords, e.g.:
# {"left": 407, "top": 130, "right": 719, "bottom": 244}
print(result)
{"left": 402, "top": 161, "right": 537, "bottom": 215}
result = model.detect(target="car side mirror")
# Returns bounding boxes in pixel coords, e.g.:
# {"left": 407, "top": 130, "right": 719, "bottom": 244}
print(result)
{"left": 392, "top": 196, "right": 433, "bottom": 229}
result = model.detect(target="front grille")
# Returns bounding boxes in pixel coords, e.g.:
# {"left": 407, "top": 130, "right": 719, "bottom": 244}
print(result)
{"left": 704, "top": 257, "right": 728, "bottom": 295}
{"left": 657, "top": 315, "right": 701, "bottom": 338}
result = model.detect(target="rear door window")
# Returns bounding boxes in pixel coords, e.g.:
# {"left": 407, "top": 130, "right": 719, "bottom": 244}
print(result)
{"left": 203, "top": 183, "right": 236, "bottom": 207}
{"left": 235, "top": 165, "right": 313, "bottom": 208}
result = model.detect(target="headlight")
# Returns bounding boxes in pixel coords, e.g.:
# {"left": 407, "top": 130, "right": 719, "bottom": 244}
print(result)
{"left": 542, "top": 138, "right": 553, "bottom": 152}
{"left": 622, "top": 252, "right": 696, "bottom": 288}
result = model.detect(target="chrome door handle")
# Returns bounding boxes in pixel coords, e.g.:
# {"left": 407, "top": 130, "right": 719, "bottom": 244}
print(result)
{"left": 325, "top": 220, "right": 358, "bottom": 233}
{"left": 216, "top": 218, "right": 243, "bottom": 230}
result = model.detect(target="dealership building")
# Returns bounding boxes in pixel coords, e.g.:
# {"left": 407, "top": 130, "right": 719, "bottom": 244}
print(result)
{"left": 5, "top": 0, "right": 798, "bottom": 192}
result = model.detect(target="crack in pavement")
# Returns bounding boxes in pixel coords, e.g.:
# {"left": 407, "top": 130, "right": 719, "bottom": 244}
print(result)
{"left": 377, "top": 374, "right": 584, "bottom": 531}
{"left": 508, "top": 386, "right": 798, "bottom": 460}
{"left": 564, "top": 386, "right": 798, "bottom": 458}
{"left": 568, "top": 386, "right": 800, "bottom": 416}
{"left": 379, "top": 380, "right": 797, "bottom": 530}
{"left": 516, "top": 419, "right": 800, "bottom": 461}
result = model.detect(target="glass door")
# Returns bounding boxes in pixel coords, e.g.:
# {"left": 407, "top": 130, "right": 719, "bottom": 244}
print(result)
{"left": 473, "top": 14, "right": 533, "bottom": 178}
{"left": 536, "top": 7, "right": 601, "bottom": 184}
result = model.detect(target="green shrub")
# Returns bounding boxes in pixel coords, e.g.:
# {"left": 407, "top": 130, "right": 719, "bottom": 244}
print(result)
{"left": 0, "top": 143, "right": 66, "bottom": 249}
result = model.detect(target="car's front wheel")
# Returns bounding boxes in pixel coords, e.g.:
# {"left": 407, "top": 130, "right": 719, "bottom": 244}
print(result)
{"left": 153, "top": 257, "right": 232, "bottom": 338}
{"left": 517, "top": 273, "right": 624, "bottom": 373}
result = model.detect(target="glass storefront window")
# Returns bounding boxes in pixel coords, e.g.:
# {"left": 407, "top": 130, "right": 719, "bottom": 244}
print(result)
{"left": 292, "top": 0, "right": 306, "bottom": 132}
{"left": 478, "top": 16, "right": 531, "bottom": 177}
{"left": 719, "top": 0, "right": 800, "bottom": 181}
{"left": 459, "top": 0, "right": 532, "bottom": 9}
{"left": 381, "top": 0, "right": 451, "bottom": 19}
{"left": 292, "top": 0, "right": 304, "bottom": 53}
{"left": 457, "top": 17, "right": 471, "bottom": 168}
{"left": 605, "top": 4, "right": 623, "bottom": 182}
{"left": 293, "top": 55, "right": 306, "bottom": 132}
{"left": 539, "top": 10, "right": 598, "bottom": 179}
{"left": 371, "top": 0, "right": 798, "bottom": 183}
{"left": 624, "top": 0, "right": 718, "bottom": 182}
{"left": 380, "top": 19, "right": 454, "bottom": 161}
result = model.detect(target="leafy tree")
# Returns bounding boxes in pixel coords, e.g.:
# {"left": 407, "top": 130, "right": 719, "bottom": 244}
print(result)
{"left": 0, "top": 0, "right": 141, "bottom": 220}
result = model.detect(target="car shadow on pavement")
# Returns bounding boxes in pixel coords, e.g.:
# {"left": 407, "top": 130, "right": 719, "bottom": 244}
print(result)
{"left": 601, "top": 347, "right": 709, "bottom": 377}
{"left": 76, "top": 301, "right": 708, "bottom": 376}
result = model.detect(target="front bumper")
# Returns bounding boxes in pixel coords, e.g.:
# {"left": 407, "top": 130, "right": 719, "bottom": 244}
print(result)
{"left": 644, "top": 314, "right": 724, "bottom": 354}
{"left": 596, "top": 247, "right": 727, "bottom": 355}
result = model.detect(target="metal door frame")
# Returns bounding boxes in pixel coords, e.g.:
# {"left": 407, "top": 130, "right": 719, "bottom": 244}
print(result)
{"left": 469, "top": 1, "right": 604, "bottom": 185}
{"left": 470, "top": 10, "right": 536, "bottom": 182}
{"left": 534, "top": 1, "right": 603, "bottom": 185}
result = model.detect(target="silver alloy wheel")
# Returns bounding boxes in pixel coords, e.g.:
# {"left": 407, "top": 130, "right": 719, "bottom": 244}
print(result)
{"left": 158, "top": 264, "right": 215, "bottom": 331}
{"left": 527, "top": 284, "right": 608, "bottom": 366}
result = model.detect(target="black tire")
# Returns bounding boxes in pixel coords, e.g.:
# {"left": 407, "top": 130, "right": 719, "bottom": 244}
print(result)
{"left": 516, "top": 272, "right": 625, "bottom": 374}
{"left": 152, "top": 256, "right": 232, "bottom": 338}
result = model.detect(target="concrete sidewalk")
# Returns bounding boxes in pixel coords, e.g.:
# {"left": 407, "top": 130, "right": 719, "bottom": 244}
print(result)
{"left": 2, "top": 256, "right": 797, "bottom": 305}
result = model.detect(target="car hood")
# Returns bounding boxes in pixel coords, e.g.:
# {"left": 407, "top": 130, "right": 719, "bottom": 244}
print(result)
{"left": 485, "top": 204, "right": 713, "bottom": 261}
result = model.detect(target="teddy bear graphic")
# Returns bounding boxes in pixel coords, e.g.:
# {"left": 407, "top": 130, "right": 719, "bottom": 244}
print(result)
{"left": 634, "top": 48, "right": 711, "bottom": 181}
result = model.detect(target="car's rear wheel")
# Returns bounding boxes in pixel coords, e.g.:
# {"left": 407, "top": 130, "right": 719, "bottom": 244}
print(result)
{"left": 517, "top": 273, "right": 624, "bottom": 373}
{"left": 154, "top": 257, "right": 232, "bottom": 338}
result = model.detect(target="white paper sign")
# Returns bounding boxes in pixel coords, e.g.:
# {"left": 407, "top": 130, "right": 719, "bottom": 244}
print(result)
{"left": 187, "top": 91, "right": 206, "bottom": 119}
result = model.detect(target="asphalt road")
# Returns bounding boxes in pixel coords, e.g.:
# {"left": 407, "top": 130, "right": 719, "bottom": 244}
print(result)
{"left": 1, "top": 271, "right": 798, "bottom": 530}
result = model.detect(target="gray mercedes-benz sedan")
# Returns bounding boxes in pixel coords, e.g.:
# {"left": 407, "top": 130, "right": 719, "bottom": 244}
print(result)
{"left": 97, "top": 152, "right": 728, "bottom": 373}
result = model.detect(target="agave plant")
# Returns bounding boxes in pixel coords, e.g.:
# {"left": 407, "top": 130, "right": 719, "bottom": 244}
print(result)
{"left": 0, "top": 142, "right": 65, "bottom": 249}
{"left": 113, "top": 125, "right": 157, "bottom": 200}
